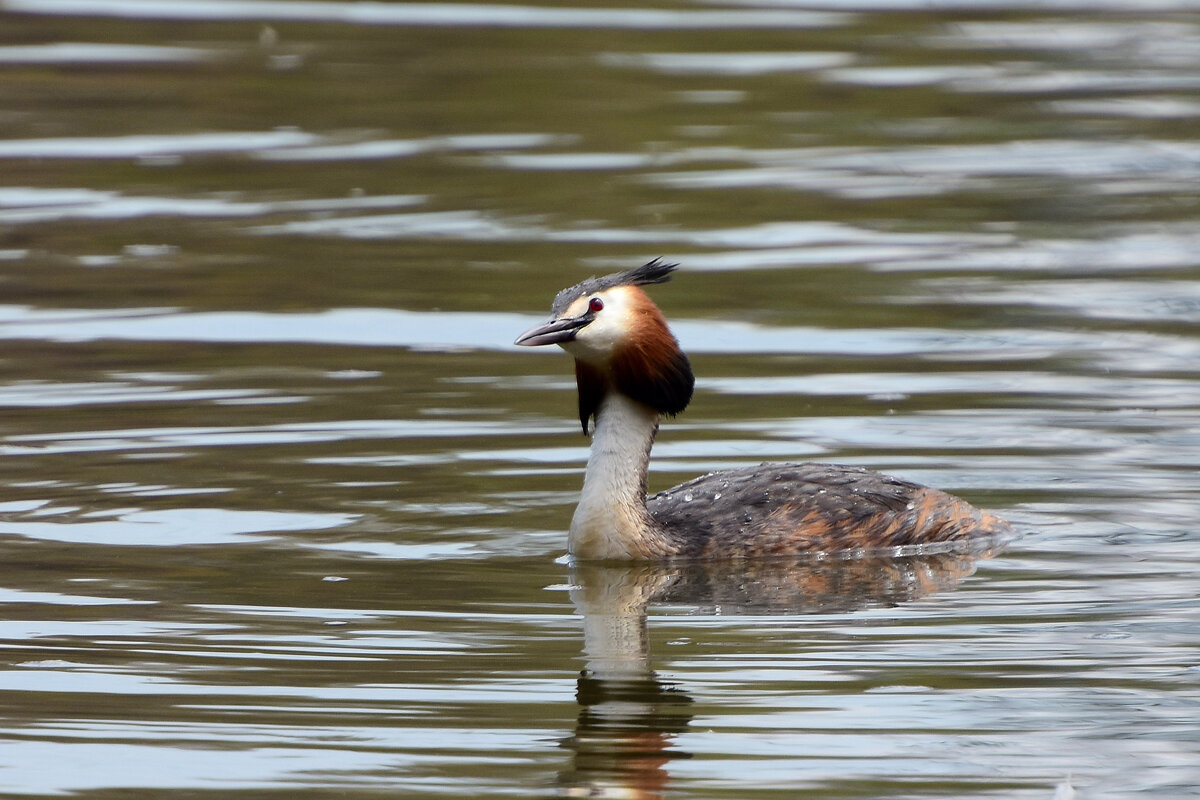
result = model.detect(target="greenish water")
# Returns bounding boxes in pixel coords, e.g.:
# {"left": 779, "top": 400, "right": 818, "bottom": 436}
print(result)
{"left": 0, "top": 1, "right": 1198, "bottom": 798}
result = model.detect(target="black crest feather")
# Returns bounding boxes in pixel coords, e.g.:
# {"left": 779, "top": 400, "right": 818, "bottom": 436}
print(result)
{"left": 551, "top": 258, "right": 678, "bottom": 317}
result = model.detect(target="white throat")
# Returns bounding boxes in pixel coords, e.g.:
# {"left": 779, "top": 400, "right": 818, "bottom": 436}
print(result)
{"left": 569, "top": 392, "right": 669, "bottom": 560}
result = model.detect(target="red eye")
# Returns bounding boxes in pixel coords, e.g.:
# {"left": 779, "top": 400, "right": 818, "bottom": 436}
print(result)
{"left": 588, "top": 296, "right": 604, "bottom": 313}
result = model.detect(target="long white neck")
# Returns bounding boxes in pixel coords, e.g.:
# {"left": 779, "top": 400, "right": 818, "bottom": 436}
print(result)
{"left": 569, "top": 392, "right": 676, "bottom": 560}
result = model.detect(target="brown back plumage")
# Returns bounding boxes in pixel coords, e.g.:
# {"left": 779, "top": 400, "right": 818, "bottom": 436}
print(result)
{"left": 647, "top": 463, "right": 1015, "bottom": 558}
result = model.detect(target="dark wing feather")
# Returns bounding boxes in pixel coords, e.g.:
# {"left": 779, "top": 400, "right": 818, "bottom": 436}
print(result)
{"left": 647, "top": 463, "right": 1013, "bottom": 558}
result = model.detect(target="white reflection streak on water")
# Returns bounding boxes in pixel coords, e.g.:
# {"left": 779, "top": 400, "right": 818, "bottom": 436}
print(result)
{"left": 2, "top": 418, "right": 551, "bottom": 453}
{"left": 0, "top": 43, "right": 215, "bottom": 64}
{"left": 639, "top": 140, "right": 1200, "bottom": 194}
{"left": 0, "top": 508, "right": 354, "bottom": 546}
{"left": 924, "top": 18, "right": 1200, "bottom": 57}
{"left": 599, "top": 51, "right": 856, "bottom": 75}
{"left": 0, "top": 131, "right": 320, "bottom": 159}
{"left": 910, "top": 277, "right": 1200, "bottom": 321}
{"left": 5, "top": 0, "right": 852, "bottom": 28}
{"left": 0, "top": 188, "right": 425, "bottom": 223}
{"left": 0, "top": 131, "right": 564, "bottom": 162}
{"left": 0, "top": 381, "right": 270, "bottom": 407}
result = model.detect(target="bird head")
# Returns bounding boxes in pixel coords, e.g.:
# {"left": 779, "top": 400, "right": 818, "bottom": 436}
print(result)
{"left": 516, "top": 259, "right": 695, "bottom": 433}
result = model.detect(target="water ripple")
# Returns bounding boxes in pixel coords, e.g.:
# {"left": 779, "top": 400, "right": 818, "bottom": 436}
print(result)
{"left": 600, "top": 51, "right": 854, "bottom": 75}
{"left": 0, "top": 42, "right": 215, "bottom": 64}
{"left": 642, "top": 140, "right": 1200, "bottom": 197}
{"left": 8, "top": 0, "right": 852, "bottom": 29}
{"left": 1, "top": 3, "right": 1196, "bottom": 799}
{"left": 0, "top": 186, "right": 424, "bottom": 223}
{"left": 0, "top": 130, "right": 318, "bottom": 160}
{"left": 0, "top": 507, "right": 354, "bottom": 546}
{"left": 911, "top": 277, "right": 1200, "bottom": 322}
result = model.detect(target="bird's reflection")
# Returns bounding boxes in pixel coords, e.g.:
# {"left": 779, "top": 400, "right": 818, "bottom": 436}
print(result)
{"left": 553, "top": 542, "right": 1002, "bottom": 798}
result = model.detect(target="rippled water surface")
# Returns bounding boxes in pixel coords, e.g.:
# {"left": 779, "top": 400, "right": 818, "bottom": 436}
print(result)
{"left": 1, "top": 1, "right": 1198, "bottom": 798}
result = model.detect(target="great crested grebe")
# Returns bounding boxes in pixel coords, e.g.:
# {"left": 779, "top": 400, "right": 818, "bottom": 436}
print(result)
{"left": 515, "top": 259, "right": 1014, "bottom": 561}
